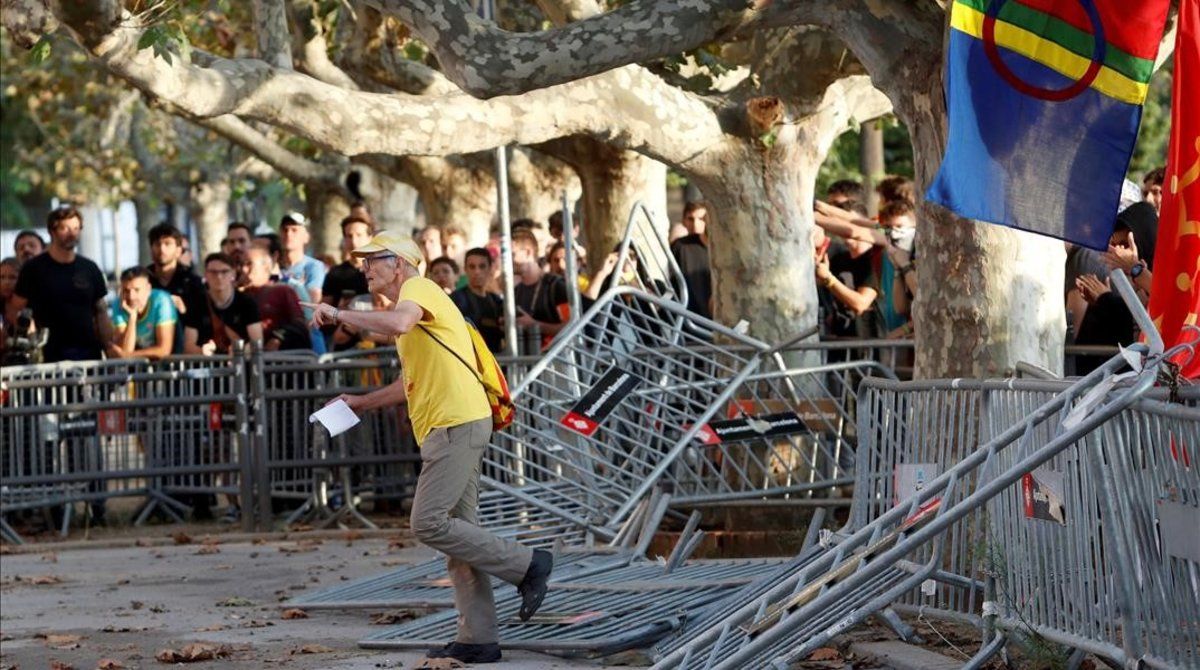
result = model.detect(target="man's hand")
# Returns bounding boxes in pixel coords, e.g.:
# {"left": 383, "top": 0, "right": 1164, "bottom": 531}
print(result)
{"left": 1075, "top": 274, "right": 1111, "bottom": 304}
{"left": 328, "top": 393, "right": 365, "bottom": 415}
{"left": 516, "top": 312, "right": 536, "bottom": 328}
{"left": 121, "top": 299, "right": 138, "bottom": 318}
{"left": 1102, "top": 237, "right": 1139, "bottom": 273}
{"left": 885, "top": 244, "right": 912, "bottom": 269}
{"left": 301, "top": 301, "right": 339, "bottom": 328}
{"left": 200, "top": 339, "right": 217, "bottom": 356}
{"left": 815, "top": 254, "right": 833, "bottom": 282}
{"left": 170, "top": 295, "right": 187, "bottom": 314}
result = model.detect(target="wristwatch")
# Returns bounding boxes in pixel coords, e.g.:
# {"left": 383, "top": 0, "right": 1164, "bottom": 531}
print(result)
{"left": 1130, "top": 261, "right": 1146, "bottom": 279}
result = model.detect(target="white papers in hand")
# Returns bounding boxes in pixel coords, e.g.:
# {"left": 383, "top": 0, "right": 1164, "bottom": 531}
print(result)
{"left": 309, "top": 399, "right": 361, "bottom": 437}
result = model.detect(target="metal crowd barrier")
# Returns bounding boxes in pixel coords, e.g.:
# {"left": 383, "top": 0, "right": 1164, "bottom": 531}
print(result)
{"left": 648, "top": 335, "right": 1163, "bottom": 669}
{"left": 288, "top": 487, "right": 676, "bottom": 612}
{"left": 360, "top": 557, "right": 788, "bottom": 657}
{"left": 970, "top": 394, "right": 1200, "bottom": 669}
{"left": 0, "top": 354, "right": 252, "bottom": 539}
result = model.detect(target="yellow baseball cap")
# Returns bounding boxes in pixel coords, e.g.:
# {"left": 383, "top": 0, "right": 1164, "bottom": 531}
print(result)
{"left": 351, "top": 230, "right": 424, "bottom": 268}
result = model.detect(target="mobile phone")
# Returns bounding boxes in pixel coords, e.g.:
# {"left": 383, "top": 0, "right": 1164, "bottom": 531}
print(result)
{"left": 817, "top": 238, "right": 831, "bottom": 258}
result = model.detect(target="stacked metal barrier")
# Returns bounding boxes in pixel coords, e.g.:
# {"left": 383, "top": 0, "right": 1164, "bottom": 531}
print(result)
{"left": 649, "top": 340, "right": 1162, "bottom": 669}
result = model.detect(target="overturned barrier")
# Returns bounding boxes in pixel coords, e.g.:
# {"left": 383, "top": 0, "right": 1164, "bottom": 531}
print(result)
{"left": 648, "top": 337, "right": 1163, "bottom": 669}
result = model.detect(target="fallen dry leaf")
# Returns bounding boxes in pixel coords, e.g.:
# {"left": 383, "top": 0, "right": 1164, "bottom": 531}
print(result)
{"left": 414, "top": 659, "right": 464, "bottom": 670}
{"left": 96, "top": 659, "right": 125, "bottom": 669}
{"left": 280, "top": 609, "right": 308, "bottom": 620}
{"left": 240, "top": 620, "right": 274, "bottom": 629}
{"left": 370, "top": 610, "right": 418, "bottom": 625}
{"left": 172, "top": 532, "right": 192, "bottom": 545}
{"left": 193, "top": 545, "right": 220, "bottom": 555}
{"left": 130, "top": 601, "right": 144, "bottom": 610}
{"left": 41, "top": 552, "right": 58, "bottom": 563}
{"left": 808, "top": 647, "right": 841, "bottom": 662}
{"left": 194, "top": 624, "right": 227, "bottom": 632}
{"left": 216, "top": 596, "right": 255, "bottom": 607}
{"left": 155, "top": 642, "right": 228, "bottom": 663}
{"left": 387, "top": 538, "right": 410, "bottom": 551}
{"left": 38, "top": 633, "right": 83, "bottom": 649}
{"left": 50, "top": 660, "right": 75, "bottom": 670}
{"left": 135, "top": 538, "right": 153, "bottom": 547}
{"left": 291, "top": 643, "right": 333, "bottom": 655}
{"left": 29, "top": 574, "right": 63, "bottom": 585}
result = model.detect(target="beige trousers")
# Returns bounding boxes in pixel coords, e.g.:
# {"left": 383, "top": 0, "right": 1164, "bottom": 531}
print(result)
{"left": 410, "top": 417, "right": 534, "bottom": 644}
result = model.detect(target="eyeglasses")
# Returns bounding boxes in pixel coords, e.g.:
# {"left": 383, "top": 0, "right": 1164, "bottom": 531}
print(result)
{"left": 361, "top": 254, "right": 397, "bottom": 271}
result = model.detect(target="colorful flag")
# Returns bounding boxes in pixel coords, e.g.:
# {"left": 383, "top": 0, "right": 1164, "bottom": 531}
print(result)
{"left": 1148, "top": 0, "right": 1200, "bottom": 378}
{"left": 927, "top": 0, "right": 1171, "bottom": 250}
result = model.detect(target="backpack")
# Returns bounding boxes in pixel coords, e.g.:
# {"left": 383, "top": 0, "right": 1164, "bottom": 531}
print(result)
{"left": 418, "top": 323, "right": 515, "bottom": 432}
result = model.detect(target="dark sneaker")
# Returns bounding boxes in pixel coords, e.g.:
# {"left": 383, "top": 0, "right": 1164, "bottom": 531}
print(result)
{"left": 517, "top": 549, "right": 553, "bottom": 622}
{"left": 425, "top": 641, "right": 501, "bottom": 663}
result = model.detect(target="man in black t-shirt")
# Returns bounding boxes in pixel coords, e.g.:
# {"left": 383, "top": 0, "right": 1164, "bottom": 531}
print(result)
{"left": 12, "top": 206, "right": 113, "bottom": 363}
{"left": 814, "top": 228, "right": 877, "bottom": 339}
{"left": 147, "top": 223, "right": 206, "bottom": 354}
{"left": 183, "top": 253, "right": 263, "bottom": 355}
{"left": 512, "top": 230, "right": 568, "bottom": 351}
{"left": 670, "top": 201, "right": 713, "bottom": 319}
{"left": 322, "top": 216, "right": 373, "bottom": 350}
{"left": 451, "top": 248, "right": 506, "bottom": 352}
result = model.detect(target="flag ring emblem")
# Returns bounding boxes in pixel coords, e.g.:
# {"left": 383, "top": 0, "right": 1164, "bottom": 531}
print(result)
{"left": 982, "top": 0, "right": 1107, "bottom": 102}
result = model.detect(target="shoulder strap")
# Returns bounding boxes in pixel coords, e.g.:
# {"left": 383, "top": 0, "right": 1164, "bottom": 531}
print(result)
{"left": 418, "top": 323, "right": 484, "bottom": 386}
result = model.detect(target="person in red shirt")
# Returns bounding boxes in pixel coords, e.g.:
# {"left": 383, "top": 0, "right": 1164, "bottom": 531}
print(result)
{"left": 241, "top": 246, "right": 311, "bottom": 351}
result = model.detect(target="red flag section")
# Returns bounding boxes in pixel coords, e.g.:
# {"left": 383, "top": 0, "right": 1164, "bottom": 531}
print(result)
{"left": 1148, "top": 0, "right": 1200, "bottom": 378}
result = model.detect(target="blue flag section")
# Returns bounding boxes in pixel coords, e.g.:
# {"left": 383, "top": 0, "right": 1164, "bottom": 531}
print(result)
{"left": 927, "top": 0, "right": 1171, "bottom": 250}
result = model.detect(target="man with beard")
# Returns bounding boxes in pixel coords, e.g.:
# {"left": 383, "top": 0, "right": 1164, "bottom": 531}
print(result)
{"left": 12, "top": 206, "right": 113, "bottom": 363}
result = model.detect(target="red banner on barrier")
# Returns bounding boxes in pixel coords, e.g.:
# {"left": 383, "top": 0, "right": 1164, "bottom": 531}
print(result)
{"left": 97, "top": 409, "right": 127, "bottom": 435}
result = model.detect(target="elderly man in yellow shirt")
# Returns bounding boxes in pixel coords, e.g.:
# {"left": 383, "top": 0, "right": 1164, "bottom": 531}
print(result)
{"left": 305, "top": 231, "right": 552, "bottom": 665}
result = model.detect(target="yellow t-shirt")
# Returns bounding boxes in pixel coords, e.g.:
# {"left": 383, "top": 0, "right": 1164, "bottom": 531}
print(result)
{"left": 396, "top": 277, "right": 491, "bottom": 444}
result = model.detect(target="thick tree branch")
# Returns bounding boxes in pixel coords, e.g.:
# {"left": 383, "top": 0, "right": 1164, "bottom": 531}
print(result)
{"left": 193, "top": 114, "right": 347, "bottom": 190}
{"left": 338, "top": 6, "right": 456, "bottom": 95}
{"left": 361, "top": 0, "right": 827, "bottom": 98}
{"left": 50, "top": 1, "right": 725, "bottom": 166}
{"left": 288, "top": 0, "right": 360, "bottom": 89}
{"left": 254, "top": 0, "right": 294, "bottom": 70}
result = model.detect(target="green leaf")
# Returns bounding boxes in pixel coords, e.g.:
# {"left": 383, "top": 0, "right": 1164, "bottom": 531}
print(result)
{"left": 137, "top": 25, "right": 164, "bottom": 52}
{"left": 759, "top": 130, "right": 778, "bottom": 148}
{"left": 29, "top": 36, "right": 52, "bottom": 64}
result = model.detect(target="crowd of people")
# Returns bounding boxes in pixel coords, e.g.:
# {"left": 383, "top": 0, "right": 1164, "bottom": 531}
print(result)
{"left": 0, "top": 167, "right": 1165, "bottom": 368}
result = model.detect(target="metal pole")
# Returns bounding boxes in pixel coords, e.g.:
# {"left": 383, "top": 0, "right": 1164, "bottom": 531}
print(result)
{"left": 562, "top": 191, "right": 581, "bottom": 321}
{"left": 497, "top": 147, "right": 518, "bottom": 358}
{"left": 477, "top": 0, "right": 518, "bottom": 358}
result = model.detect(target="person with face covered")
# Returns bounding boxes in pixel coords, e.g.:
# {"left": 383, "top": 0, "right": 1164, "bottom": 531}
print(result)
{"left": 107, "top": 266, "right": 177, "bottom": 359}
{"left": 12, "top": 206, "right": 113, "bottom": 362}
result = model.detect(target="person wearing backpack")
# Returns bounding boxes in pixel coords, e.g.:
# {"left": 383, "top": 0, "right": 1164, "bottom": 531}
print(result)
{"left": 304, "top": 231, "right": 550, "bottom": 665}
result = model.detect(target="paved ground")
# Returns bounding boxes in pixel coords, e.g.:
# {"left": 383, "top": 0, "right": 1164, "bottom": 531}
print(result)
{"left": 0, "top": 532, "right": 622, "bottom": 670}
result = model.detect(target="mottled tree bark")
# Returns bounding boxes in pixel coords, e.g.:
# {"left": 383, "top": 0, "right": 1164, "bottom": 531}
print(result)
{"left": 542, "top": 137, "right": 667, "bottom": 262}
{"left": 188, "top": 176, "right": 231, "bottom": 257}
{"left": 131, "top": 192, "right": 160, "bottom": 266}
{"left": 304, "top": 182, "right": 350, "bottom": 257}
{"left": 831, "top": 1, "right": 1067, "bottom": 377}
{"left": 507, "top": 148, "right": 581, "bottom": 230}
